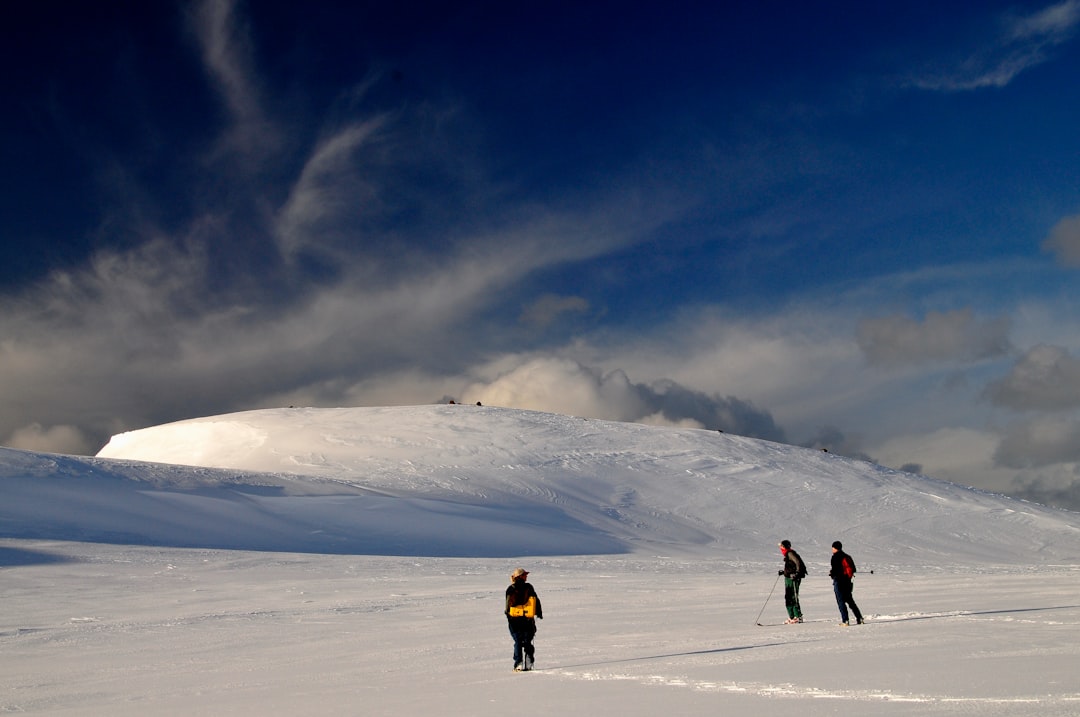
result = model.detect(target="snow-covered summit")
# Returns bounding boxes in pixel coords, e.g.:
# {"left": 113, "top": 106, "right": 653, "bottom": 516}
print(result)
{"left": 4, "top": 405, "right": 1078, "bottom": 564}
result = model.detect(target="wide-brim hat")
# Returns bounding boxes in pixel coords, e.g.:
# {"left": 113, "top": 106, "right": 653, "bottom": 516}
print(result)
{"left": 511, "top": 567, "right": 529, "bottom": 580}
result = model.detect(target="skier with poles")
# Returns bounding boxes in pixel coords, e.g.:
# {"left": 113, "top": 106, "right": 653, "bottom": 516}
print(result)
{"left": 829, "top": 541, "right": 864, "bottom": 626}
{"left": 778, "top": 539, "right": 806, "bottom": 624}
{"left": 505, "top": 567, "right": 543, "bottom": 671}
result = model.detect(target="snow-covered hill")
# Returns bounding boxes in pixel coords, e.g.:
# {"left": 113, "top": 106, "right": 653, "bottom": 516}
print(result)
{"left": 2, "top": 404, "right": 1075, "bottom": 565}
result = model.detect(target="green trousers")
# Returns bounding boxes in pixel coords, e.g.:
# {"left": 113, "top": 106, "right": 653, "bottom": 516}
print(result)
{"left": 784, "top": 577, "right": 802, "bottom": 619}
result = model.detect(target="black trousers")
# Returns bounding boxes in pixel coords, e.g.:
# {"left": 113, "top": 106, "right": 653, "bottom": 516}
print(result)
{"left": 833, "top": 579, "right": 863, "bottom": 623}
{"left": 507, "top": 616, "right": 536, "bottom": 665}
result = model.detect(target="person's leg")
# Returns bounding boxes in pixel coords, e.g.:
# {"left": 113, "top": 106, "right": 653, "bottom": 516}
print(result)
{"left": 523, "top": 622, "right": 536, "bottom": 669}
{"left": 508, "top": 620, "right": 524, "bottom": 668}
{"left": 840, "top": 583, "right": 862, "bottom": 624}
{"left": 792, "top": 578, "right": 803, "bottom": 619}
{"left": 786, "top": 578, "right": 803, "bottom": 617}
{"left": 833, "top": 580, "right": 849, "bottom": 623}
{"left": 846, "top": 585, "right": 864, "bottom": 624}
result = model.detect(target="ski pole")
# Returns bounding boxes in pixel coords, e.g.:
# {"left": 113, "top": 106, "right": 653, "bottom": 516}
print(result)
{"left": 754, "top": 573, "right": 782, "bottom": 626}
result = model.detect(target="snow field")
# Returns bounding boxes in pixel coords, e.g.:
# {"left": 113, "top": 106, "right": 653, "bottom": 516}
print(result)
{"left": 3, "top": 543, "right": 1079, "bottom": 716}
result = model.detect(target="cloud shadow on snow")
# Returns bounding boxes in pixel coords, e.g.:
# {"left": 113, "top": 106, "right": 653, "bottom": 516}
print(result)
{"left": 0, "top": 545, "right": 79, "bottom": 567}
{"left": 0, "top": 447, "right": 630, "bottom": 557}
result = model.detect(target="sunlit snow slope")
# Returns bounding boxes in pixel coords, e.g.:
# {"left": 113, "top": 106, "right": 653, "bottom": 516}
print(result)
{"left": 3, "top": 405, "right": 1078, "bottom": 563}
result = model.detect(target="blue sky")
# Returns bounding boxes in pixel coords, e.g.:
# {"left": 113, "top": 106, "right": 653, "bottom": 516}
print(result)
{"left": 4, "top": 0, "right": 1080, "bottom": 510}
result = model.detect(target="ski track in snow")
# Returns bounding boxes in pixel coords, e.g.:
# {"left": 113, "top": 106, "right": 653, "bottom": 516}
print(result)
{"left": 544, "top": 669, "right": 1080, "bottom": 707}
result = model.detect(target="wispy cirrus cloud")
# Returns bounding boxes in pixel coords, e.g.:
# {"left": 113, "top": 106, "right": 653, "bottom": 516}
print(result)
{"left": 275, "top": 118, "right": 390, "bottom": 260}
{"left": 907, "top": 0, "right": 1080, "bottom": 91}
{"left": 188, "top": 0, "right": 279, "bottom": 156}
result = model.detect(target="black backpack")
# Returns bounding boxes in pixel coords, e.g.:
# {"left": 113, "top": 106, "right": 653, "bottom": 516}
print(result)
{"left": 792, "top": 549, "right": 808, "bottom": 579}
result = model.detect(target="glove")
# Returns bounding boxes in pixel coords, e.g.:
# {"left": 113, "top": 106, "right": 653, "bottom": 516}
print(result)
{"left": 778, "top": 570, "right": 784, "bottom": 576}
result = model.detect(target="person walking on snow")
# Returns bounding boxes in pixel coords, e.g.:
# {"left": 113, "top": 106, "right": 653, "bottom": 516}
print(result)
{"left": 778, "top": 539, "right": 806, "bottom": 623}
{"left": 505, "top": 567, "right": 543, "bottom": 671}
{"left": 829, "top": 541, "right": 864, "bottom": 626}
